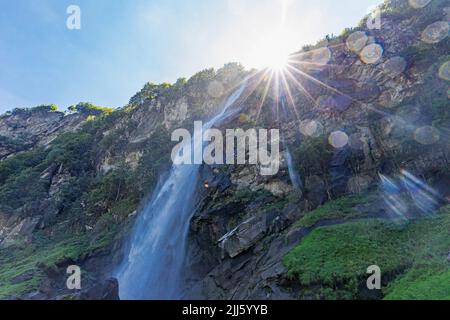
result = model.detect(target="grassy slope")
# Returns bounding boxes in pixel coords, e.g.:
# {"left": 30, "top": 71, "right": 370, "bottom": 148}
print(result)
{"left": 295, "top": 193, "right": 372, "bottom": 228}
{"left": 0, "top": 225, "right": 119, "bottom": 299}
{"left": 284, "top": 204, "right": 450, "bottom": 299}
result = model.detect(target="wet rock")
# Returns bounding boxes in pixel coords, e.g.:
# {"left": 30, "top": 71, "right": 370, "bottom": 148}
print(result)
{"left": 80, "top": 278, "right": 120, "bottom": 300}
{"left": 219, "top": 217, "right": 267, "bottom": 258}
{"left": 263, "top": 180, "right": 292, "bottom": 197}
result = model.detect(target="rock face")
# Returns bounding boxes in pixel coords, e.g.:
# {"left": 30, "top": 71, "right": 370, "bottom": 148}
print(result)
{"left": 219, "top": 217, "right": 266, "bottom": 258}
{"left": 186, "top": 201, "right": 307, "bottom": 300}
{"left": 0, "top": 216, "right": 40, "bottom": 247}
{"left": 181, "top": 0, "right": 450, "bottom": 299}
{"left": 0, "top": 63, "right": 249, "bottom": 300}
{"left": 0, "top": 0, "right": 449, "bottom": 300}
{"left": 0, "top": 109, "right": 88, "bottom": 159}
{"left": 79, "top": 278, "right": 120, "bottom": 300}
{"left": 163, "top": 98, "right": 190, "bottom": 129}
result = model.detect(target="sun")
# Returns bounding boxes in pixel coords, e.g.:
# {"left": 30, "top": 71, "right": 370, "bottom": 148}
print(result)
{"left": 243, "top": 27, "right": 295, "bottom": 72}
{"left": 265, "top": 49, "right": 290, "bottom": 71}
{"left": 256, "top": 38, "right": 291, "bottom": 72}
{"left": 249, "top": 32, "right": 292, "bottom": 72}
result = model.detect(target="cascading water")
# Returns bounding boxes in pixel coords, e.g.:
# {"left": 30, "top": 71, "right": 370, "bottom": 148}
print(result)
{"left": 279, "top": 96, "right": 302, "bottom": 190}
{"left": 115, "top": 81, "right": 247, "bottom": 300}
{"left": 284, "top": 145, "right": 302, "bottom": 190}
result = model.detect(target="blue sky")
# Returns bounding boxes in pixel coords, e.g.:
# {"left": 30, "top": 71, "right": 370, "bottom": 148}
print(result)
{"left": 0, "top": 0, "right": 382, "bottom": 113}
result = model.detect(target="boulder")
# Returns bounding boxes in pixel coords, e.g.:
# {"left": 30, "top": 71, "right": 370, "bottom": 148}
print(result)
{"left": 219, "top": 217, "right": 267, "bottom": 258}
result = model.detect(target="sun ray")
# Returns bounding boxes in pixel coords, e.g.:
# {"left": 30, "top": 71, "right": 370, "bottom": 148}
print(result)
{"left": 279, "top": 70, "right": 302, "bottom": 123}
{"left": 286, "top": 64, "right": 350, "bottom": 98}
{"left": 248, "top": 44, "right": 449, "bottom": 154}
{"left": 274, "top": 71, "right": 281, "bottom": 123}
{"left": 255, "top": 70, "right": 274, "bottom": 123}
{"left": 283, "top": 67, "right": 318, "bottom": 107}
{"left": 218, "top": 68, "right": 267, "bottom": 114}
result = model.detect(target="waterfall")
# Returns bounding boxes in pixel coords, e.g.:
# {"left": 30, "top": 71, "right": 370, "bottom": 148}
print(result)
{"left": 115, "top": 81, "right": 247, "bottom": 300}
{"left": 284, "top": 145, "right": 302, "bottom": 190}
{"left": 279, "top": 96, "right": 302, "bottom": 190}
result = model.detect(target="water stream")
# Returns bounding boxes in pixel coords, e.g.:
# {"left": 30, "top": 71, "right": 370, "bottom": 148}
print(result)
{"left": 115, "top": 81, "right": 247, "bottom": 299}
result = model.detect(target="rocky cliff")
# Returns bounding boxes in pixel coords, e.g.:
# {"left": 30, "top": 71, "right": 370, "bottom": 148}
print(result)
{"left": 0, "top": 0, "right": 449, "bottom": 300}
{"left": 181, "top": 0, "right": 450, "bottom": 299}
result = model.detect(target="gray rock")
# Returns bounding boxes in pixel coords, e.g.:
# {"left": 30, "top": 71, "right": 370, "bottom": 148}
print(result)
{"left": 219, "top": 217, "right": 267, "bottom": 258}
{"left": 80, "top": 278, "right": 120, "bottom": 300}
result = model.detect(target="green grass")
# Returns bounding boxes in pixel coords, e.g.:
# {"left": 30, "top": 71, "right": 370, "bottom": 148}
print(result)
{"left": 0, "top": 227, "right": 118, "bottom": 299}
{"left": 284, "top": 220, "right": 412, "bottom": 298}
{"left": 385, "top": 266, "right": 450, "bottom": 300}
{"left": 0, "top": 239, "right": 83, "bottom": 298}
{"left": 295, "top": 193, "right": 371, "bottom": 228}
{"left": 383, "top": 205, "right": 450, "bottom": 300}
{"left": 283, "top": 205, "right": 450, "bottom": 299}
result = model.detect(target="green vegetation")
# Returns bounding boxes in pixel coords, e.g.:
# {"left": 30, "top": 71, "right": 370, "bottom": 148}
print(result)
{"left": 0, "top": 228, "right": 118, "bottom": 299}
{"left": 1, "top": 0, "right": 449, "bottom": 300}
{"left": 0, "top": 130, "right": 97, "bottom": 212}
{"left": 0, "top": 100, "right": 176, "bottom": 296}
{"left": 385, "top": 268, "right": 450, "bottom": 300}
{"left": 295, "top": 193, "right": 370, "bottom": 228}
{"left": 68, "top": 102, "right": 114, "bottom": 116}
{"left": 0, "top": 155, "right": 50, "bottom": 211}
{"left": 284, "top": 205, "right": 450, "bottom": 299}
{"left": 35, "top": 104, "right": 58, "bottom": 112}
{"left": 384, "top": 206, "right": 450, "bottom": 300}
{"left": 284, "top": 220, "right": 411, "bottom": 299}
{"left": 0, "top": 149, "right": 48, "bottom": 185}
{"left": 1, "top": 104, "right": 59, "bottom": 117}
{"left": 300, "top": 0, "right": 449, "bottom": 56}
{"left": 293, "top": 135, "right": 333, "bottom": 178}
{"left": 83, "top": 163, "right": 140, "bottom": 217}
{"left": 128, "top": 82, "right": 174, "bottom": 105}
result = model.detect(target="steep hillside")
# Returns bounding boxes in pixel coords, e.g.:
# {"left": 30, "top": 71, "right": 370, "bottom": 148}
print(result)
{"left": 182, "top": 0, "right": 450, "bottom": 300}
{"left": 0, "top": 0, "right": 449, "bottom": 299}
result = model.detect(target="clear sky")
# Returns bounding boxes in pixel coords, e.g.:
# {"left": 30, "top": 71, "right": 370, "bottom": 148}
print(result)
{"left": 0, "top": 0, "right": 382, "bottom": 113}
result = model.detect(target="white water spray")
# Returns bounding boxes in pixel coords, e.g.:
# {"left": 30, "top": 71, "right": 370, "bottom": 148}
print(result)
{"left": 284, "top": 145, "right": 302, "bottom": 190}
{"left": 115, "top": 81, "right": 247, "bottom": 299}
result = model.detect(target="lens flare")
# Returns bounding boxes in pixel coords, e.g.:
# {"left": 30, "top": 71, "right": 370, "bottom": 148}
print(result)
{"left": 311, "top": 47, "right": 332, "bottom": 66}
{"left": 346, "top": 31, "right": 368, "bottom": 53}
{"left": 401, "top": 173, "right": 439, "bottom": 215}
{"left": 329, "top": 131, "right": 349, "bottom": 149}
{"left": 438, "top": 61, "right": 450, "bottom": 81}
{"left": 379, "top": 170, "right": 442, "bottom": 221}
{"left": 360, "top": 44, "right": 383, "bottom": 64}
{"left": 414, "top": 126, "right": 440, "bottom": 145}
{"left": 421, "top": 21, "right": 449, "bottom": 44}
{"left": 408, "top": 0, "right": 431, "bottom": 9}
{"left": 382, "top": 56, "right": 407, "bottom": 77}
{"left": 300, "top": 119, "right": 322, "bottom": 137}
